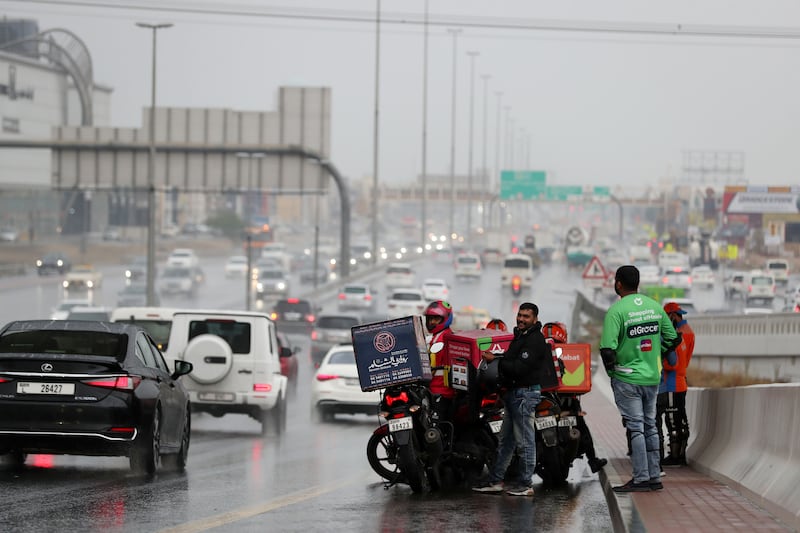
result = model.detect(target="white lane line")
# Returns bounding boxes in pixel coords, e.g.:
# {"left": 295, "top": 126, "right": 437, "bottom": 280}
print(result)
{"left": 158, "top": 474, "right": 367, "bottom": 533}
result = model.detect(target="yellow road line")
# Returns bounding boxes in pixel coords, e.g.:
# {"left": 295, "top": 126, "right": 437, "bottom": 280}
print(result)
{"left": 159, "top": 474, "right": 367, "bottom": 533}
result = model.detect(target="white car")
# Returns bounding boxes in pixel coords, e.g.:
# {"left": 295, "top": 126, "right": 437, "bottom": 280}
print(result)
{"left": 386, "top": 288, "right": 426, "bottom": 318}
{"left": 690, "top": 265, "right": 715, "bottom": 289}
{"left": 639, "top": 265, "right": 662, "bottom": 287}
{"left": 765, "top": 259, "right": 789, "bottom": 286}
{"left": 224, "top": 255, "right": 249, "bottom": 278}
{"left": 50, "top": 298, "right": 93, "bottom": 320}
{"left": 421, "top": 278, "right": 450, "bottom": 301}
{"left": 166, "top": 248, "right": 199, "bottom": 268}
{"left": 337, "top": 283, "right": 375, "bottom": 311}
{"left": 385, "top": 263, "right": 415, "bottom": 289}
{"left": 454, "top": 253, "right": 483, "bottom": 279}
{"left": 310, "top": 344, "right": 381, "bottom": 421}
{"left": 744, "top": 271, "right": 776, "bottom": 305}
{"left": 662, "top": 269, "right": 692, "bottom": 291}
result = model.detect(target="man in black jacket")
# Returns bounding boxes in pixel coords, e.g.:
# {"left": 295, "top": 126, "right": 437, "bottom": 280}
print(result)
{"left": 472, "top": 302, "right": 559, "bottom": 497}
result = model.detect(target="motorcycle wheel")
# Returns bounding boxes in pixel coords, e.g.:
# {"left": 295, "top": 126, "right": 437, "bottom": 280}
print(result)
{"left": 366, "top": 430, "right": 402, "bottom": 482}
{"left": 537, "top": 445, "right": 570, "bottom": 486}
{"left": 397, "top": 438, "right": 429, "bottom": 493}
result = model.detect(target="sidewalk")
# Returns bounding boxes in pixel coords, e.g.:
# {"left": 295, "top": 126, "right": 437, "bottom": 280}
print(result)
{"left": 584, "top": 370, "right": 794, "bottom": 532}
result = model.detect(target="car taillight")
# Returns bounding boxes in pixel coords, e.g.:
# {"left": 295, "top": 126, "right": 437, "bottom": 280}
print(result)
{"left": 0, "top": 377, "right": 8, "bottom": 383}
{"left": 306, "top": 314, "right": 315, "bottom": 323}
{"left": 316, "top": 374, "right": 338, "bottom": 381}
{"left": 365, "top": 294, "right": 372, "bottom": 301}
{"left": 311, "top": 331, "right": 318, "bottom": 340}
{"left": 338, "top": 293, "right": 346, "bottom": 300}
{"left": 253, "top": 383, "right": 272, "bottom": 392}
{"left": 110, "top": 427, "right": 136, "bottom": 434}
{"left": 84, "top": 376, "right": 141, "bottom": 390}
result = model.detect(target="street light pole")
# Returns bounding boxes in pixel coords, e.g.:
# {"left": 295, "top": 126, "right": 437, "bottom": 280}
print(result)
{"left": 480, "top": 74, "right": 491, "bottom": 230}
{"left": 370, "top": 0, "right": 381, "bottom": 264}
{"left": 493, "top": 91, "right": 502, "bottom": 228}
{"left": 420, "top": 0, "right": 429, "bottom": 250}
{"left": 136, "top": 21, "right": 172, "bottom": 307}
{"left": 447, "top": 28, "right": 462, "bottom": 244}
{"left": 466, "top": 50, "right": 479, "bottom": 243}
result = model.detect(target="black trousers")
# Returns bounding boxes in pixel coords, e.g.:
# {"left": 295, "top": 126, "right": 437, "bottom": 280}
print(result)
{"left": 656, "top": 391, "right": 689, "bottom": 460}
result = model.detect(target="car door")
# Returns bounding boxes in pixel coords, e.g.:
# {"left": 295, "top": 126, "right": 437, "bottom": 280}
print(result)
{"left": 135, "top": 333, "right": 182, "bottom": 447}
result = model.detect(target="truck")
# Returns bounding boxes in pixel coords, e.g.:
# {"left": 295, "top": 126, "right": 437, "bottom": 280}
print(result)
{"left": 62, "top": 264, "right": 103, "bottom": 290}
{"left": 564, "top": 226, "right": 593, "bottom": 268}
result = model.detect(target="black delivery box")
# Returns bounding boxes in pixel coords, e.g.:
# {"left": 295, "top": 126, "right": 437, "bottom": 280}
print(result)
{"left": 352, "top": 315, "right": 432, "bottom": 392}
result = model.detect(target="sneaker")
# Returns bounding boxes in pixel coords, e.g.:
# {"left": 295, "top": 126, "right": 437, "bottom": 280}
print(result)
{"left": 506, "top": 485, "right": 535, "bottom": 497}
{"left": 649, "top": 478, "right": 664, "bottom": 491}
{"left": 660, "top": 470, "right": 666, "bottom": 477}
{"left": 472, "top": 480, "right": 503, "bottom": 493}
{"left": 612, "top": 479, "right": 651, "bottom": 493}
{"left": 588, "top": 457, "right": 608, "bottom": 473}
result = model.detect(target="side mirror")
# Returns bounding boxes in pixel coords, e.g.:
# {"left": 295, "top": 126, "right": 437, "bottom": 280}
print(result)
{"left": 280, "top": 346, "right": 293, "bottom": 358}
{"left": 172, "top": 359, "right": 193, "bottom": 379}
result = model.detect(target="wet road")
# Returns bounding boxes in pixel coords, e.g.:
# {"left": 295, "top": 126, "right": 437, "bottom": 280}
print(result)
{"left": 0, "top": 256, "right": 681, "bottom": 532}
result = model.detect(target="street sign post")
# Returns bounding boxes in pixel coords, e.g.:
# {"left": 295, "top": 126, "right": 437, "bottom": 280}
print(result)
{"left": 582, "top": 255, "right": 608, "bottom": 289}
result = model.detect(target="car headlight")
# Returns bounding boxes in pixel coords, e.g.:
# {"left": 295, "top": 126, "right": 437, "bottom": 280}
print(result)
{"left": 62, "top": 281, "right": 69, "bottom": 288}
{"left": 257, "top": 283, "right": 264, "bottom": 291}
{"left": 277, "top": 282, "right": 286, "bottom": 290}
{"left": 87, "top": 281, "right": 94, "bottom": 288}
{"left": 57, "top": 260, "right": 63, "bottom": 267}
{"left": 36, "top": 260, "right": 43, "bottom": 267}
{"left": 125, "top": 270, "right": 132, "bottom": 278}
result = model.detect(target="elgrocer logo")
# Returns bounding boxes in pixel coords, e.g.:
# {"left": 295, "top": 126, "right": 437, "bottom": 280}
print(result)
{"left": 627, "top": 321, "right": 660, "bottom": 338}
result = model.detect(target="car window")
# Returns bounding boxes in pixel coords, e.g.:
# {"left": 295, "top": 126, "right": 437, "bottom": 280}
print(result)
{"left": 391, "top": 292, "right": 422, "bottom": 301}
{"left": 767, "top": 262, "right": 787, "bottom": 269}
{"left": 189, "top": 320, "right": 251, "bottom": 354}
{"left": 276, "top": 300, "right": 311, "bottom": 313}
{"left": 0, "top": 331, "right": 125, "bottom": 359}
{"left": 457, "top": 256, "right": 479, "bottom": 264}
{"left": 328, "top": 350, "right": 356, "bottom": 365}
{"left": 504, "top": 258, "right": 530, "bottom": 268}
{"left": 387, "top": 267, "right": 411, "bottom": 274}
{"left": 317, "top": 316, "right": 360, "bottom": 329}
{"left": 164, "top": 267, "right": 191, "bottom": 277}
{"left": 751, "top": 276, "right": 773, "bottom": 286}
{"left": 260, "top": 270, "right": 285, "bottom": 279}
{"left": 344, "top": 286, "right": 367, "bottom": 295}
{"left": 135, "top": 334, "right": 157, "bottom": 368}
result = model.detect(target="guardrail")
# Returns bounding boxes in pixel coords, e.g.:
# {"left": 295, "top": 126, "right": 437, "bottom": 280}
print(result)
{"left": 687, "top": 384, "right": 800, "bottom": 530}
{"left": 0, "top": 263, "right": 26, "bottom": 277}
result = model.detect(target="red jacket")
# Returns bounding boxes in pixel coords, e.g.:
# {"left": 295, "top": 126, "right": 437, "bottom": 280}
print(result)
{"left": 661, "top": 320, "right": 695, "bottom": 393}
{"left": 428, "top": 328, "right": 455, "bottom": 398}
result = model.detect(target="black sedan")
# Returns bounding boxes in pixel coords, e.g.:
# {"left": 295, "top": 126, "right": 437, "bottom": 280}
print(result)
{"left": 35, "top": 252, "right": 72, "bottom": 276}
{"left": 0, "top": 320, "right": 193, "bottom": 474}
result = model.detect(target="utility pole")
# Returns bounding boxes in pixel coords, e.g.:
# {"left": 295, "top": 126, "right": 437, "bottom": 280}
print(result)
{"left": 480, "top": 74, "right": 491, "bottom": 231}
{"left": 420, "top": 0, "right": 429, "bottom": 250}
{"left": 447, "top": 28, "right": 462, "bottom": 244}
{"left": 466, "top": 50, "right": 479, "bottom": 243}
{"left": 370, "top": 0, "right": 381, "bottom": 264}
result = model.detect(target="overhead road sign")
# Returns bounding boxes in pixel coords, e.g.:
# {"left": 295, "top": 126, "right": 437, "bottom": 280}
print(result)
{"left": 500, "top": 170, "right": 546, "bottom": 200}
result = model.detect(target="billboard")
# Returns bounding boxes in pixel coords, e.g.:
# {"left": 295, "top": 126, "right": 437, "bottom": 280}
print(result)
{"left": 723, "top": 187, "right": 800, "bottom": 214}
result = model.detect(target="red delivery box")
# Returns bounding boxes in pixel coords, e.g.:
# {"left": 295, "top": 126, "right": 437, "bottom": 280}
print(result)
{"left": 444, "top": 329, "right": 514, "bottom": 392}
{"left": 555, "top": 343, "right": 592, "bottom": 394}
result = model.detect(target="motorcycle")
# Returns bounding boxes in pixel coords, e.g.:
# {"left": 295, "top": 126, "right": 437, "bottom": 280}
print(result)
{"left": 511, "top": 274, "right": 523, "bottom": 297}
{"left": 366, "top": 342, "right": 502, "bottom": 492}
{"left": 533, "top": 390, "right": 582, "bottom": 485}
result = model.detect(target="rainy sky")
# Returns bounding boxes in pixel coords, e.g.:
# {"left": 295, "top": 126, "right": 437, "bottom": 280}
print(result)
{"left": 4, "top": 0, "right": 800, "bottom": 190}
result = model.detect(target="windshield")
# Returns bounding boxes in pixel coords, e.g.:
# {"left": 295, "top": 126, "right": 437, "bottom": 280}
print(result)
{"left": 504, "top": 258, "right": 530, "bottom": 269}
{"left": 163, "top": 267, "right": 191, "bottom": 278}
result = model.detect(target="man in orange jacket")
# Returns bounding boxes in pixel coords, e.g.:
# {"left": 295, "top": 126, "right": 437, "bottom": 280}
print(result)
{"left": 657, "top": 301, "right": 696, "bottom": 467}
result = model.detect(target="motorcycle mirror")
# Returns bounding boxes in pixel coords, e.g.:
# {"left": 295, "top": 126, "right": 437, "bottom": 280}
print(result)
{"left": 430, "top": 341, "right": 445, "bottom": 354}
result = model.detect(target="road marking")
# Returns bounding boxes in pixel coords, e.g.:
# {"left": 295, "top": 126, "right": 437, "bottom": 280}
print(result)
{"left": 158, "top": 474, "right": 367, "bottom": 533}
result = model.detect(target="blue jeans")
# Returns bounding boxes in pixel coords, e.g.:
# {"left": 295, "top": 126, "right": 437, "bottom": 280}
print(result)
{"left": 489, "top": 386, "right": 540, "bottom": 487}
{"left": 611, "top": 378, "right": 660, "bottom": 482}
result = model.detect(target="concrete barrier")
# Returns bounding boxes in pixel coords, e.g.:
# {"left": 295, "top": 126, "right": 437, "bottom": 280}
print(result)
{"left": 0, "top": 263, "right": 26, "bottom": 277}
{"left": 687, "top": 384, "right": 800, "bottom": 530}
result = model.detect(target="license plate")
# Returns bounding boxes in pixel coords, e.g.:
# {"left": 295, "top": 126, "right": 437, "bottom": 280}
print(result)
{"left": 388, "top": 416, "right": 413, "bottom": 432}
{"left": 535, "top": 415, "right": 557, "bottom": 430}
{"left": 558, "top": 415, "right": 577, "bottom": 427}
{"left": 489, "top": 419, "right": 503, "bottom": 433}
{"left": 285, "top": 312, "right": 301, "bottom": 321}
{"left": 344, "top": 377, "right": 360, "bottom": 387}
{"left": 197, "top": 392, "right": 236, "bottom": 402}
{"left": 17, "top": 382, "right": 75, "bottom": 395}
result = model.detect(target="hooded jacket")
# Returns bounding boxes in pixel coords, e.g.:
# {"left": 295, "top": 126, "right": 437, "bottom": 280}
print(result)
{"left": 498, "top": 321, "right": 559, "bottom": 390}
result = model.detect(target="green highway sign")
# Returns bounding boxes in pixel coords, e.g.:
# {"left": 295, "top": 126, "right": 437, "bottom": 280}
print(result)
{"left": 546, "top": 185, "right": 583, "bottom": 201}
{"left": 592, "top": 186, "right": 610, "bottom": 197}
{"left": 500, "top": 170, "right": 546, "bottom": 200}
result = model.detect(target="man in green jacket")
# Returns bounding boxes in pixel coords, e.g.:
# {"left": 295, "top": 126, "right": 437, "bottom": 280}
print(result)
{"left": 600, "top": 265, "right": 680, "bottom": 493}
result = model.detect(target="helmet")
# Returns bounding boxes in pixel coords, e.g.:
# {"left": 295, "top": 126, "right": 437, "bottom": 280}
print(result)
{"left": 424, "top": 300, "right": 453, "bottom": 334}
{"left": 485, "top": 318, "right": 508, "bottom": 331}
{"left": 542, "top": 322, "right": 568, "bottom": 344}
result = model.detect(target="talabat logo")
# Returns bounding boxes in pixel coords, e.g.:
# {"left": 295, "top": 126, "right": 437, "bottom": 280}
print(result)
{"left": 627, "top": 321, "right": 659, "bottom": 338}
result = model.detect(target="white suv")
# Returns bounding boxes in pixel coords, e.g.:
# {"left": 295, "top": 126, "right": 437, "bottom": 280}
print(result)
{"left": 745, "top": 271, "right": 776, "bottom": 305}
{"left": 164, "top": 310, "right": 289, "bottom": 435}
{"left": 454, "top": 253, "right": 483, "bottom": 279}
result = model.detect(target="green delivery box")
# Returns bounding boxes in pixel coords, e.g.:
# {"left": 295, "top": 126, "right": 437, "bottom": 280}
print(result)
{"left": 352, "top": 316, "right": 431, "bottom": 392}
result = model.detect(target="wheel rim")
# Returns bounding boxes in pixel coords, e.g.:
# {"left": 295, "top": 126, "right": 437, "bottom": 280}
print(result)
{"left": 152, "top": 412, "right": 161, "bottom": 470}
